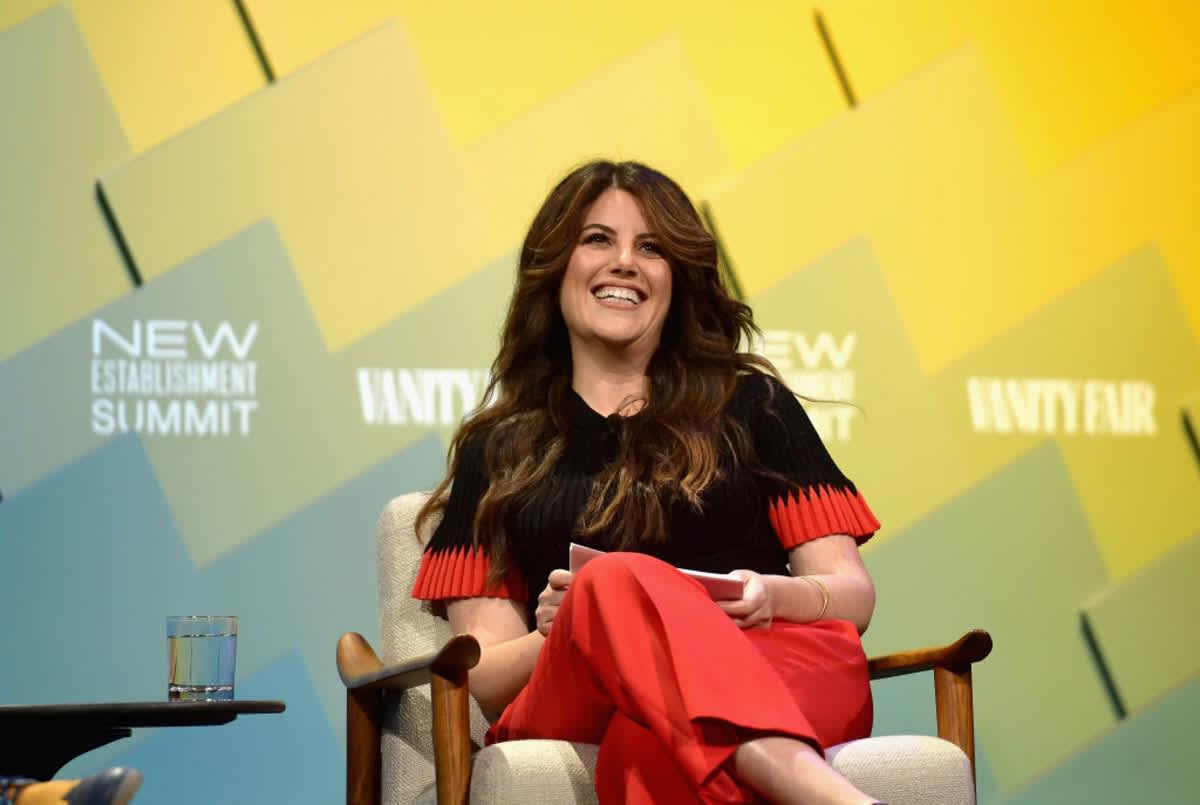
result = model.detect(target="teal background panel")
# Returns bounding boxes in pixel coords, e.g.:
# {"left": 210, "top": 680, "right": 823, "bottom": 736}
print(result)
{"left": 63, "top": 652, "right": 341, "bottom": 804}
{"left": 862, "top": 442, "right": 1114, "bottom": 792}
{"left": 0, "top": 426, "right": 446, "bottom": 793}
{"left": 198, "top": 433, "right": 446, "bottom": 743}
{"left": 0, "top": 433, "right": 208, "bottom": 701}
{"left": 1003, "top": 671, "right": 1200, "bottom": 804}
{"left": 1083, "top": 532, "right": 1200, "bottom": 713}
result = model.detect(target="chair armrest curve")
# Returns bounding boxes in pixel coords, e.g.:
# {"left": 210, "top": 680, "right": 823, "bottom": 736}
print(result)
{"left": 868, "top": 629, "right": 992, "bottom": 680}
{"left": 337, "top": 632, "right": 481, "bottom": 692}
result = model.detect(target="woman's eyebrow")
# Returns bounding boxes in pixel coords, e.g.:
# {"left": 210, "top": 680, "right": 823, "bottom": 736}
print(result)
{"left": 580, "top": 223, "right": 658, "bottom": 239}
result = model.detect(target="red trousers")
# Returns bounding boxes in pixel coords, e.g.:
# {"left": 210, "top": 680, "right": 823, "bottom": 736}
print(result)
{"left": 486, "top": 552, "right": 873, "bottom": 804}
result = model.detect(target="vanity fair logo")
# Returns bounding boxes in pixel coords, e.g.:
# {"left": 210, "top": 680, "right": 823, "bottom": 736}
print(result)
{"left": 966, "top": 377, "right": 1157, "bottom": 436}
{"left": 90, "top": 319, "right": 260, "bottom": 437}
{"left": 755, "top": 331, "right": 858, "bottom": 442}
{"left": 357, "top": 368, "right": 490, "bottom": 426}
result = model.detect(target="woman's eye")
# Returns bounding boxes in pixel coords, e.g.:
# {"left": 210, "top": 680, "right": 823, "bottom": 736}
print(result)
{"left": 583, "top": 232, "right": 609, "bottom": 245}
{"left": 640, "top": 241, "right": 663, "bottom": 255}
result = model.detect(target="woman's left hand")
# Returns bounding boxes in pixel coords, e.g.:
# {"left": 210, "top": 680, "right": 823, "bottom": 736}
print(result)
{"left": 717, "top": 570, "right": 774, "bottom": 629}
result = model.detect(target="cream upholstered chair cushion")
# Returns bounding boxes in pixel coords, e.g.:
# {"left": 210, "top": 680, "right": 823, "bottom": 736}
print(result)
{"left": 827, "top": 736, "right": 975, "bottom": 805}
{"left": 377, "top": 492, "right": 489, "bottom": 805}
{"left": 378, "top": 492, "right": 975, "bottom": 805}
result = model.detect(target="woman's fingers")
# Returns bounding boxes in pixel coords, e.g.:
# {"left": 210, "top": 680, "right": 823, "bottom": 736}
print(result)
{"left": 730, "top": 609, "right": 773, "bottom": 629}
{"left": 535, "top": 596, "right": 558, "bottom": 636}
{"left": 718, "top": 598, "right": 754, "bottom": 616}
{"left": 536, "top": 569, "right": 574, "bottom": 637}
{"left": 538, "top": 569, "right": 573, "bottom": 604}
{"left": 721, "top": 570, "right": 772, "bottom": 627}
{"left": 536, "top": 610, "right": 554, "bottom": 637}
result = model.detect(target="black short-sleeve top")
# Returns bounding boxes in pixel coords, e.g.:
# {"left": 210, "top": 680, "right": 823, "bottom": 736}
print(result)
{"left": 412, "top": 372, "right": 879, "bottom": 627}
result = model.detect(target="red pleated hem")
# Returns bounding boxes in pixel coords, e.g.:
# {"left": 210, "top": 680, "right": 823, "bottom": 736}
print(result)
{"left": 411, "top": 545, "right": 527, "bottom": 601}
{"left": 768, "top": 485, "right": 881, "bottom": 549}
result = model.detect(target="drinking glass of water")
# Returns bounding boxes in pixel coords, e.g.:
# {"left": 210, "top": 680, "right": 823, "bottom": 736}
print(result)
{"left": 167, "top": 615, "right": 238, "bottom": 701}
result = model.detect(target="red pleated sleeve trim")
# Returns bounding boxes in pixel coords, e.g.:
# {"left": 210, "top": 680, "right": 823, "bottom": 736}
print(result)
{"left": 768, "top": 485, "right": 881, "bottom": 549}
{"left": 411, "top": 545, "right": 528, "bottom": 602}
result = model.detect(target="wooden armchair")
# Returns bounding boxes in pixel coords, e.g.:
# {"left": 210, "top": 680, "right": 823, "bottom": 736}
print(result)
{"left": 338, "top": 493, "right": 993, "bottom": 805}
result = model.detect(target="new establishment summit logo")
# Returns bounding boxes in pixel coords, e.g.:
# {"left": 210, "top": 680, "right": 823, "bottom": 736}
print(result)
{"left": 90, "top": 318, "right": 261, "bottom": 437}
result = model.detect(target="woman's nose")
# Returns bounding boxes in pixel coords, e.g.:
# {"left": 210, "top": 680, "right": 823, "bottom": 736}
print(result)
{"left": 608, "top": 260, "right": 637, "bottom": 277}
{"left": 611, "top": 244, "right": 639, "bottom": 275}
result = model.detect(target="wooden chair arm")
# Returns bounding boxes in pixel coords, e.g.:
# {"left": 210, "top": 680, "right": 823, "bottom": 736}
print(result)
{"left": 337, "top": 632, "right": 481, "bottom": 691}
{"left": 338, "top": 633, "right": 480, "bottom": 805}
{"left": 867, "top": 629, "right": 993, "bottom": 786}
{"left": 867, "top": 629, "right": 993, "bottom": 680}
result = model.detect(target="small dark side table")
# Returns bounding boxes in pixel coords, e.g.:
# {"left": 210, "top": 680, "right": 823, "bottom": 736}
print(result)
{"left": 0, "top": 700, "right": 285, "bottom": 779}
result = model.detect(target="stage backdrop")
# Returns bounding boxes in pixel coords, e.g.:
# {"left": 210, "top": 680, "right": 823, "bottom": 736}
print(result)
{"left": 2, "top": 2, "right": 1198, "bottom": 802}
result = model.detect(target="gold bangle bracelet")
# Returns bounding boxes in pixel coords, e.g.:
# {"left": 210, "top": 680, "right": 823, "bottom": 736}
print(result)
{"left": 803, "top": 576, "right": 831, "bottom": 621}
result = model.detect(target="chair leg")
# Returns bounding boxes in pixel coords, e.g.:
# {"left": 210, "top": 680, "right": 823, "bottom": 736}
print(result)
{"left": 430, "top": 667, "right": 473, "bottom": 805}
{"left": 347, "top": 687, "right": 382, "bottom": 805}
{"left": 933, "top": 664, "right": 977, "bottom": 782}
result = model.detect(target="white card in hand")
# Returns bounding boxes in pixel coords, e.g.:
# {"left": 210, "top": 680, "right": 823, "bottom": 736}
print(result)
{"left": 568, "top": 543, "right": 745, "bottom": 600}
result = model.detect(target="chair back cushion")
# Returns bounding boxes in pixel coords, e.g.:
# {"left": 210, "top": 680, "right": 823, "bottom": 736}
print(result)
{"left": 377, "top": 492, "right": 491, "bottom": 805}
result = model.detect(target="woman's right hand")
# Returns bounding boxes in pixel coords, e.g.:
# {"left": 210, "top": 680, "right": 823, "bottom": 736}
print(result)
{"left": 535, "top": 568, "right": 573, "bottom": 637}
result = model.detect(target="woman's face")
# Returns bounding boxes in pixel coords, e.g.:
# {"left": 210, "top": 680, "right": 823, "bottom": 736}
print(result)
{"left": 558, "top": 188, "right": 673, "bottom": 359}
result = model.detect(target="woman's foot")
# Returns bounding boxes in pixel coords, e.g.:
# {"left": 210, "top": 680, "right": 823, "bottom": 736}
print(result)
{"left": 64, "top": 768, "right": 142, "bottom": 805}
{"left": 733, "top": 736, "right": 881, "bottom": 805}
{"left": 1, "top": 777, "right": 37, "bottom": 805}
{"left": 0, "top": 767, "right": 142, "bottom": 805}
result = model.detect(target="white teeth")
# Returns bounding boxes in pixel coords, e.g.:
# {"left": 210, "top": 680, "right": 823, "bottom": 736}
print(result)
{"left": 594, "top": 286, "right": 640, "bottom": 304}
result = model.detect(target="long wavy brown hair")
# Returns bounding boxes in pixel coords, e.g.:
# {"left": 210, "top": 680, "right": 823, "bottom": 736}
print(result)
{"left": 417, "top": 160, "right": 776, "bottom": 583}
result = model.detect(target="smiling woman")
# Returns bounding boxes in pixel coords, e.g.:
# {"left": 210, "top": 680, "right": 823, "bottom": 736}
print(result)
{"left": 408, "top": 160, "right": 884, "bottom": 805}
